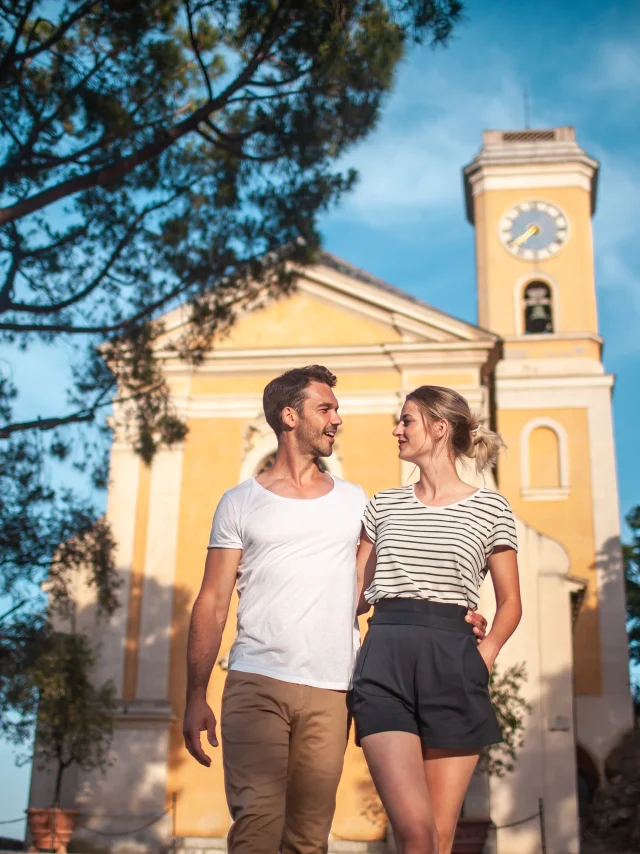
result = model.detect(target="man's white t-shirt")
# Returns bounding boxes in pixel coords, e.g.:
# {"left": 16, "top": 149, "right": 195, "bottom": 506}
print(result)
{"left": 208, "top": 475, "right": 367, "bottom": 690}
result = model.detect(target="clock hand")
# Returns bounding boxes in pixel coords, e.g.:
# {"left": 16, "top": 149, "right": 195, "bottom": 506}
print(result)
{"left": 511, "top": 224, "right": 540, "bottom": 248}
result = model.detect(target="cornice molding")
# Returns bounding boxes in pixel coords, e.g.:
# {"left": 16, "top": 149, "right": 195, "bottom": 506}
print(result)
{"left": 501, "top": 331, "right": 603, "bottom": 345}
{"left": 462, "top": 127, "right": 599, "bottom": 222}
{"left": 157, "top": 341, "right": 498, "bottom": 380}
{"left": 497, "top": 374, "right": 614, "bottom": 392}
{"left": 114, "top": 698, "right": 175, "bottom": 727}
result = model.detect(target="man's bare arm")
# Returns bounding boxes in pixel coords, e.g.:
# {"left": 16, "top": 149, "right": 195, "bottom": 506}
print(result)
{"left": 183, "top": 547, "right": 240, "bottom": 767}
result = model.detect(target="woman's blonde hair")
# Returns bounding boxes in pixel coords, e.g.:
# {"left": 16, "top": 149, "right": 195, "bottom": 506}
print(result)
{"left": 405, "top": 385, "right": 505, "bottom": 473}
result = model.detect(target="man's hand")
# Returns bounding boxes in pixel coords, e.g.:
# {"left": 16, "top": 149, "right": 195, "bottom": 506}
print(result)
{"left": 465, "top": 608, "right": 488, "bottom": 639}
{"left": 183, "top": 697, "right": 218, "bottom": 767}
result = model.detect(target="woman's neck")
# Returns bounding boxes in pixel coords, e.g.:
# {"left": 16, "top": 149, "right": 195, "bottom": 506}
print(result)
{"left": 414, "top": 456, "right": 472, "bottom": 504}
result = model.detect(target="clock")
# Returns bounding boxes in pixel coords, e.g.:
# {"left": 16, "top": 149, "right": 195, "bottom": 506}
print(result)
{"left": 499, "top": 200, "right": 569, "bottom": 260}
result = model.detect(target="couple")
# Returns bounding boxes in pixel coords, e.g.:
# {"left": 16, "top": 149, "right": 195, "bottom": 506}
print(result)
{"left": 183, "top": 365, "right": 521, "bottom": 854}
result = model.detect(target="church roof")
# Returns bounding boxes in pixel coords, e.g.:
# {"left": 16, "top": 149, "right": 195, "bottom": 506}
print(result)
{"left": 309, "top": 250, "right": 497, "bottom": 344}
{"left": 156, "top": 248, "right": 497, "bottom": 352}
{"left": 317, "top": 250, "right": 437, "bottom": 310}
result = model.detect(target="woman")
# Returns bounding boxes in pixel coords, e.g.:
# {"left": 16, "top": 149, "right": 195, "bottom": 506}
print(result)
{"left": 352, "top": 386, "right": 521, "bottom": 854}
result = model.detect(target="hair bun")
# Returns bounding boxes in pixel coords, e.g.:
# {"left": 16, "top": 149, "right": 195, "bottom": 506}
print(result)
{"left": 466, "top": 421, "right": 506, "bottom": 471}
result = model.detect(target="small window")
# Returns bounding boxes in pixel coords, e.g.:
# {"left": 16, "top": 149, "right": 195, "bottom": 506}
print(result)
{"left": 529, "top": 427, "right": 561, "bottom": 489}
{"left": 524, "top": 282, "right": 553, "bottom": 334}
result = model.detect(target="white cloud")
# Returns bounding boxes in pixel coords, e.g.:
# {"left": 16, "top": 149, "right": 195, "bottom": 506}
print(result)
{"left": 593, "top": 155, "right": 640, "bottom": 250}
{"left": 326, "top": 36, "right": 640, "bottom": 354}
{"left": 591, "top": 39, "right": 640, "bottom": 93}
{"left": 333, "top": 57, "right": 525, "bottom": 227}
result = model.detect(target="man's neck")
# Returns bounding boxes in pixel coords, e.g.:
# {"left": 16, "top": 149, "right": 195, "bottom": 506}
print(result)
{"left": 256, "top": 444, "right": 333, "bottom": 498}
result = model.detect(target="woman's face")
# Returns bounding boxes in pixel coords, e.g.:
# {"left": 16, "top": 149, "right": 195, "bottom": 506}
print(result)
{"left": 392, "top": 399, "right": 432, "bottom": 461}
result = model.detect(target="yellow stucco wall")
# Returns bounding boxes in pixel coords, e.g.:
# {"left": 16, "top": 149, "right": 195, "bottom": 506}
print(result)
{"left": 338, "top": 413, "right": 401, "bottom": 496}
{"left": 496, "top": 407, "right": 601, "bottom": 694}
{"left": 474, "top": 185, "right": 598, "bottom": 336}
{"left": 214, "top": 291, "right": 403, "bottom": 349}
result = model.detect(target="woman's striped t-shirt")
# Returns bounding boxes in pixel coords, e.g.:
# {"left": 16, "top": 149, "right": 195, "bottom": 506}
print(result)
{"left": 362, "top": 485, "right": 518, "bottom": 610}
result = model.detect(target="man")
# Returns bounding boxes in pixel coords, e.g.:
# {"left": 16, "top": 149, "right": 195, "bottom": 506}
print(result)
{"left": 182, "top": 365, "right": 486, "bottom": 854}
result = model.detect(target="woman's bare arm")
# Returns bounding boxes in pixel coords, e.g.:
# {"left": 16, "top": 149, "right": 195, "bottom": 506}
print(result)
{"left": 479, "top": 546, "right": 522, "bottom": 670}
{"left": 356, "top": 527, "right": 376, "bottom": 615}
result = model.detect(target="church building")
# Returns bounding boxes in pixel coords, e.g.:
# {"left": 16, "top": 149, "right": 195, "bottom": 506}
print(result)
{"left": 30, "top": 127, "right": 633, "bottom": 854}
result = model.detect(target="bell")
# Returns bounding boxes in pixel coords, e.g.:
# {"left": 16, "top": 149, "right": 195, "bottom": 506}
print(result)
{"left": 530, "top": 304, "right": 550, "bottom": 321}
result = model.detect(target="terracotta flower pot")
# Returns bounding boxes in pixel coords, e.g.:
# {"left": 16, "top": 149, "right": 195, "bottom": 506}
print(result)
{"left": 26, "top": 808, "right": 80, "bottom": 854}
{"left": 452, "top": 817, "right": 492, "bottom": 854}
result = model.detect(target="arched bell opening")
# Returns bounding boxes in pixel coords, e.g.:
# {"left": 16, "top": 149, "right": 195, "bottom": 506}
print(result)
{"left": 524, "top": 280, "right": 554, "bottom": 334}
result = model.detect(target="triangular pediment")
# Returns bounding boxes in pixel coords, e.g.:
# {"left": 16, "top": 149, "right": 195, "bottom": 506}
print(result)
{"left": 156, "top": 251, "right": 496, "bottom": 353}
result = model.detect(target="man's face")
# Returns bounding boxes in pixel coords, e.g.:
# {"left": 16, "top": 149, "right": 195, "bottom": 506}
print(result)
{"left": 295, "top": 382, "right": 342, "bottom": 457}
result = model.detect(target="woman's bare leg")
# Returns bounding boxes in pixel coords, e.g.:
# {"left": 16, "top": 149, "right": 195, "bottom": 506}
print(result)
{"left": 423, "top": 749, "right": 481, "bottom": 854}
{"left": 361, "top": 732, "right": 438, "bottom": 854}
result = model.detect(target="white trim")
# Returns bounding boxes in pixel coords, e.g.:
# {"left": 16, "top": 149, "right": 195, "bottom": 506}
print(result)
{"left": 522, "top": 487, "right": 570, "bottom": 502}
{"left": 513, "top": 272, "right": 561, "bottom": 336}
{"left": 501, "top": 330, "right": 602, "bottom": 344}
{"left": 158, "top": 343, "right": 496, "bottom": 381}
{"left": 467, "top": 161, "right": 596, "bottom": 197}
{"left": 158, "top": 339, "right": 497, "bottom": 361}
{"left": 497, "top": 374, "right": 613, "bottom": 392}
{"left": 93, "top": 447, "right": 141, "bottom": 694}
{"left": 520, "top": 417, "right": 570, "bottom": 496}
{"left": 135, "top": 444, "right": 185, "bottom": 701}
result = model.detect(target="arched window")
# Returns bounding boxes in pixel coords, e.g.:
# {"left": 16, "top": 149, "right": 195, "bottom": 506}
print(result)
{"left": 529, "top": 427, "right": 561, "bottom": 489}
{"left": 524, "top": 281, "right": 554, "bottom": 334}
{"left": 254, "top": 452, "right": 326, "bottom": 475}
{"left": 255, "top": 452, "right": 276, "bottom": 475}
{"left": 520, "top": 418, "right": 570, "bottom": 500}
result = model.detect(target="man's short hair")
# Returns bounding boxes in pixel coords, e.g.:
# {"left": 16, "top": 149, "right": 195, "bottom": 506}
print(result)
{"left": 263, "top": 365, "right": 337, "bottom": 436}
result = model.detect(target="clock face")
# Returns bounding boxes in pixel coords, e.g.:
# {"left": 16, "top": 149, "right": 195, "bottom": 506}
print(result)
{"left": 499, "top": 200, "right": 569, "bottom": 260}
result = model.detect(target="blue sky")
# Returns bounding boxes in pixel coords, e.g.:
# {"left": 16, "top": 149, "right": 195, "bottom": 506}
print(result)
{"left": 2, "top": 0, "right": 639, "bottom": 836}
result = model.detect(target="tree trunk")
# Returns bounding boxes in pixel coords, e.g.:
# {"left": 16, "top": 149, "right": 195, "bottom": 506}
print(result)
{"left": 53, "top": 761, "right": 66, "bottom": 809}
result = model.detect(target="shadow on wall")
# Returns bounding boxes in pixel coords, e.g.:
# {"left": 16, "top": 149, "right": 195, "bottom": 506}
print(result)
{"left": 581, "top": 535, "right": 634, "bottom": 763}
{"left": 489, "top": 535, "right": 633, "bottom": 854}
{"left": 28, "top": 572, "right": 193, "bottom": 854}
{"left": 488, "top": 662, "right": 581, "bottom": 854}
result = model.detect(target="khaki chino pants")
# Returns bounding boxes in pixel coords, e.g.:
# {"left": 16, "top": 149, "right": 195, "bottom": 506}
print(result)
{"left": 221, "top": 671, "right": 349, "bottom": 854}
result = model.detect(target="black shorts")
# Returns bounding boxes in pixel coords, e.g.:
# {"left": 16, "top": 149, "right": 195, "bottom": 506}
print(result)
{"left": 350, "top": 599, "right": 503, "bottom": 751}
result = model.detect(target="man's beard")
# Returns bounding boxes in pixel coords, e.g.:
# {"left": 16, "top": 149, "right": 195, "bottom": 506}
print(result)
{"left": 297, "top": 421, "right": 334, "bottom": 458}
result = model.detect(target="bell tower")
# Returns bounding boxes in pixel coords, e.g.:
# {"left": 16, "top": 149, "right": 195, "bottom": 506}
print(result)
{"left": 464, "top": 127, "right": 599, "bottom": 345}
{"left": 463, "top": 128, "right": 632, "bottom": 773}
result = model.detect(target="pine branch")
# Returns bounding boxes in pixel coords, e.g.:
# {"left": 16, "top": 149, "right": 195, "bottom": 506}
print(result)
{"left": 0, "top": 3, "right": 284, "bottom": 226}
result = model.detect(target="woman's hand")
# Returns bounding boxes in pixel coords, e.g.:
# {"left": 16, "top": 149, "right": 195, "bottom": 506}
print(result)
{"left": 477, "top": 638, "right": 500, "bottom": 673}
{"left": 465, "top": 609, "right": 487, "bottom": 639}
